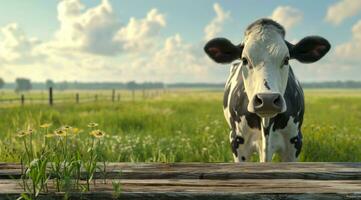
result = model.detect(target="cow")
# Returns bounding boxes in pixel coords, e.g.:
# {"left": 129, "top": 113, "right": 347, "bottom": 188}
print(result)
{"left": 204, "top": 18, "right": 330, "bottom": 162}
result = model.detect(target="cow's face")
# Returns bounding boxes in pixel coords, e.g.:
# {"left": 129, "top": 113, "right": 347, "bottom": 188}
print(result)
{"left": 204, "top": 19, "right": 330, "bottom": 117}
{"left": 241, "top": 26, "right": 289, "bottom": 117}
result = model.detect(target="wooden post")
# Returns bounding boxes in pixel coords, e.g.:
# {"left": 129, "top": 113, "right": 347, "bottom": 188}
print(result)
{"left": 21, "top": 94, "right": 25, "bottom": 105}
{"left": 112, "top": 89, "right": 115, "bottom": 102}
{"left": 76, "top": 93, "right": 79, "bottom": 104}
{"left": 95, "top": 94, "right": 98, "bottom": 102}
{"left": 49, "top": 87, "right": 53, "bottom": 106}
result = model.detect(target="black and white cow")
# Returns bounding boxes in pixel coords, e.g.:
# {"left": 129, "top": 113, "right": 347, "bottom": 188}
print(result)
{"left": 204, "top": 18, "right": 330, "bottom": 162}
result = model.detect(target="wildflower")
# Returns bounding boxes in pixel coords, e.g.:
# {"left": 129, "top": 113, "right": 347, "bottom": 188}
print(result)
{"left": 16, "top": 130, "right": 28, "bottom": 138}
{"left": 40, "top": 123, "right": 52, "bottom": 128}
{"left": 54, "top": 129, "right": 67, "bottom": 137}
{"left": 62, "top": 125, "right": 72, "bottom": 131}
{"left": 72, "top": 128, "right": 83, "bottom": 135}
{"left": 89, "top": 129, "right": 106, "bottom": 138}
{"left": 88, "top": 122, "right": 99, "bottom": 128}
{"left": 26, "top": 128, "right": 35, "bottom": 135}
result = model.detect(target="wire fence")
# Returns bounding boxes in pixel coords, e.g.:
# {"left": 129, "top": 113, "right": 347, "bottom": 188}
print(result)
{"left": 0, "top": 88, "right": 167, "bottom": 106}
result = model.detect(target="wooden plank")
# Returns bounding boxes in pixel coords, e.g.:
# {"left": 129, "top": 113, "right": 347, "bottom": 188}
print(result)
{"left": 1, "top": 179, "right": 361, "bottom": 193}
{"left": 2, "top": 193, "right": 360, "bottom": 200}
{"left": 1, "top": 162, "right": 361, "bottom": 180}
{"left": 0, "top": 179, "right": 361, "bottom": 200}
{"left": 1, "top": 163, "right": 361, "bottom": 199}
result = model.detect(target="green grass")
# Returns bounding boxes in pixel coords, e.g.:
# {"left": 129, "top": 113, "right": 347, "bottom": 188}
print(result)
{"left": 0, "top": 89, "right": 361, "bottom": 162}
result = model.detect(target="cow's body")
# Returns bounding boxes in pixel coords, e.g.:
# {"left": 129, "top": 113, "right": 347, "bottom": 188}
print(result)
{"left": 224, "top": 62, "right": 304, "bottom": 162}
{"left": 204, "top": 18, "right": 330, "bottom": 162}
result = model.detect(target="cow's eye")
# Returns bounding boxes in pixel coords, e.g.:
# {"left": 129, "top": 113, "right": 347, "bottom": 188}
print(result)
{"left": 283, "top": 57, "right": 290, "bottom": 66}
{"left": 242, "top": 57, "right": 248, "bottom": 66}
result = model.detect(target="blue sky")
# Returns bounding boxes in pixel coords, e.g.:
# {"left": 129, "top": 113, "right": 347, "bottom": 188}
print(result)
{"left": 0, "top": 0, "right": 361, "bottom": 83}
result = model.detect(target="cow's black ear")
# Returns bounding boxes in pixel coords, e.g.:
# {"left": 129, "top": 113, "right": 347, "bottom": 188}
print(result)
{"left": 204, "top": 38, "right": 243, "bottom": 64}
{"left": 287, "top": 36, "right": 330, "bottom": 63}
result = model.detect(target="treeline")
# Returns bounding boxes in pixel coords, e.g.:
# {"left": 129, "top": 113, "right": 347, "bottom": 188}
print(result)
{"left": 2, "top": 78, "right": 361, "bottom": 91}
{"left": 1, "top": 79, "right": 166, "bottom": 91}
{"left": 301, "top": 81, "right": 361, "bottom": 88}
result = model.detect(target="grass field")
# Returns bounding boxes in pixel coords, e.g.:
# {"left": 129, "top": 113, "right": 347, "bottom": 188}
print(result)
{"left": 0, "top": 89, "right": 361, "bottom": 163}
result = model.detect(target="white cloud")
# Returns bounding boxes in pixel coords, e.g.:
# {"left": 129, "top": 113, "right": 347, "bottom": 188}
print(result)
{"left": 51, "top": 0, "right": 121, "bottom": 55}
{"left": 0, "top": 23, "right": 43, "bottom": 63}
{"left": 146, "top": 34, "right": 208, "bottom": 82}
{"left": 115, "top": 8, "right": 166, "bottom": 52}
{"left": 335, "top": 19, "right": 361, "bottom": 60}
{"left": 204, "top": 3, "right": 230, "bottom": 40}
{"left": 325, "top": 0, "right": 361, "bottom": 25}
{"left": 291, "top": 59, "right": 361, "bottom": 82}
{"left": 270, "top": 6, "right": 303, "bottom": 30}
{"left": 108, "top": 34, "right": 212, "bottom": 83}
{"left": 48, "top": 0, "right": 166, "bottom": 55}
{"left": 46, "top": 0, "right": 214, "bottom": 82}
{"left": 0, "top": 0, "right": 225, "bottom": 83}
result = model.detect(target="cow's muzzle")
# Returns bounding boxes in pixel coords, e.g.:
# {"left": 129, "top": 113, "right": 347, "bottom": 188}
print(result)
{"left": 250, "top": 93, "right": 285, "bottom": 117}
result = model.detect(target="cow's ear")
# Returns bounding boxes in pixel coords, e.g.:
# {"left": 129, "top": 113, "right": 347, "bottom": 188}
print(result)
{"left": 204, "top": 38, "right": 243, "bottom": 64}
{"left": 287, "top": 36, "right": 331, "bottom": 63}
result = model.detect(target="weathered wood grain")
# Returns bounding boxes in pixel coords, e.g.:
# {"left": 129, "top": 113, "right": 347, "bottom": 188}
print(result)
{"left": 1, "top": 162, "right": 361, "bottom": 180}
{"left": 2, "top": 193, "right": 361, "bottom": 200}
{"left": 1, "top": 178, "right": 361, "bottom": 193}
{"left": 1, "top": 163, "right": 361, "bottom": 199}
{"left": 0, "top": 179, "right": 361, "bottom": 200}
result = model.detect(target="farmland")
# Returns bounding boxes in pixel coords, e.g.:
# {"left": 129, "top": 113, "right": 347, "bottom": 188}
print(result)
{"left": 0, "top": 89, "right": 361, "bottom": 162}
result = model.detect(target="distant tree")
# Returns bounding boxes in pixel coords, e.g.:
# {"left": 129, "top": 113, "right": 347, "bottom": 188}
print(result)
{"left": 126, "top": 81, "right": 138, "bottom": 90}
{"left": 0, "top": 78, "right": 4, "bottom": 89}
{"left": 15, "top": 78, "right": 32, "bottom": 92}
{"left": 45, "top": 79, "right": 55, "bottom": 89}
{"left": 57, "top": 81, "right": 69, "bottom": 91}
{"left": 143, "top": 82, "right": 164, "bottom": 89}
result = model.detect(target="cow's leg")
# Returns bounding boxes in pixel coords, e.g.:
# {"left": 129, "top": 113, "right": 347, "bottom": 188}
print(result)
{"left": 229, "top": 131, "right": 253, "bottom": 162}
{"left": 281, "top": 129, "right": 303, "bottom": 162}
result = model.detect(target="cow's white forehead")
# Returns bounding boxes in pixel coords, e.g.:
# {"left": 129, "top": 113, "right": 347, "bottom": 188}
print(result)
{"left": 245, "top": 21, "right": 285, "bottom": 39}
{"left": 243, "top": 24, "right": 288, "bottom": 66}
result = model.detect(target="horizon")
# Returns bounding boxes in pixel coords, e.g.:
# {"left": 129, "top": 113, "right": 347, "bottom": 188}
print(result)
{"left": 0, "top": 0, "right": 361, "bottom": 83}
{"left": 4, "top": 79, "right": 361, "bottom": 84}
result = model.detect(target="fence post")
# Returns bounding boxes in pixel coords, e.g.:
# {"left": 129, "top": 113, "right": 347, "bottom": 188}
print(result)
{"left": 95, "top": 94, "right": 98, "bottom": 102}
{"left": 21, "top": 94, "right": 25, "bottom": 105}
{"left": 112, "top": 89, "right": 115, "bottom": 102}
{"left": 76, "top": 93, "right": 79, "bottom": 104}
{"left": 49, "top": 87, "right": 53, "bottom": 106}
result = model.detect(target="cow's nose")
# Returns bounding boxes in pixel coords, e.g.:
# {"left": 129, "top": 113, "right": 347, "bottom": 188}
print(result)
{"left": 252, "top": 93, "right": 283, "bottom": 115}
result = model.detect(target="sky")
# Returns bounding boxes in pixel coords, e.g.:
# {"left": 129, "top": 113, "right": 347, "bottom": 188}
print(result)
{"left": 0, "top": 0, "right": 361, "bottom": 83}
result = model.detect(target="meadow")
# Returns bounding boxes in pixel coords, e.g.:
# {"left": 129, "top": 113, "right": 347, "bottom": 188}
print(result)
{"left": 0, "top": 89, "right": 361, "bottom": 163}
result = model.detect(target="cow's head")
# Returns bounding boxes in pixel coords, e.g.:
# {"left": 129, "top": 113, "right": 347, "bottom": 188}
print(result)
{"left": 204, "top": 18, "right": 330, "bottom": 118}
